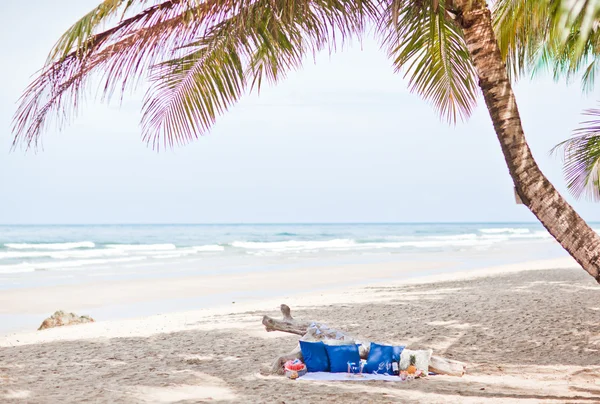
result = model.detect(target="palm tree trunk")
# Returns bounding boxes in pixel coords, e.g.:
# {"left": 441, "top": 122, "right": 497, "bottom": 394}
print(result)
{"left": 454, "top": 0, "right": 600, "bottom": 283}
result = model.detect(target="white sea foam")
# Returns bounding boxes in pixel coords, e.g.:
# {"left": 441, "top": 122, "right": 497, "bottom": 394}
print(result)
{"left": 364, "top": 239, "right": 498, "bottom": 249}
{"left": 190, "top": 245, "right": 224, "bottom": 252}
{"left": 232, "top": 237, "right": 501, "bottom": 252}
{"left": 137, "top": 245, "right": 225, "bottom": 259}
{"left": 4, "top": 241, "right": 96, "bottom": 250}
{"left": 478, "top": 228, "right": 530, "bottom": 234}
{"left": 232, "top": 239, "right": 356, "bottom": 251}
{"left": 0, "top": 249, "right": 124, "bottom": 260}
{"left": 105, "top": 244, "right": 177, "bottom": 251}
{"left": 426, "top": 234, "right": 478, "bottom": 241}
{"left": 481, "top": 231, "right": 551, "bottom": 240}
{"left": 153, "top": 254, "right": 184, "bottom": 259}
{"left": 0, "top": 264, "right": 36, "bottom": 274}
{"left": 139, "top": 244, "right": 225, "bottom": 257}
{"left": 0, "top": 257, "right": 147, "bottom": 274}
{"left": 0, "top": 251, "right": 55, "bottom": 259}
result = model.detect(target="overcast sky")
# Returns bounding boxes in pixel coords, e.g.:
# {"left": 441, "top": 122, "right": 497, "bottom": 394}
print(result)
{"left": 1, "top": 0, "right": 599, "bottom": 224}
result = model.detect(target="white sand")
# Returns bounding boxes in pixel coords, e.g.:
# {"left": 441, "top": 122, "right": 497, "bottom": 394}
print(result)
{"left": 0, "top": 257, "right": 577, "bottom": 346}
{"left": 3, "top": 256, "right": 600, "bottom": 403}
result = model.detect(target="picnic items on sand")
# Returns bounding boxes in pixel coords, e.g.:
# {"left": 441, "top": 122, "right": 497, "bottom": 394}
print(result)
{"left": 346, "top": 360, "right": 364, "bottom": 377}
{"left": 363, "top": 342, "right": 405, "bottom": 375}
{"left": 399, "top": 349, "right": 433, "bottom": 374}
{"left": 262, "top": 304, "right": 466, "bottom": 378}
{"left": 298, "top": 341, "right": 329, "bottom": 372}
{"left": 284, "top": 359, "right": 307, "bottom": 379}
{"left": 288, "top": 342, "right": 430, "bottom": 382}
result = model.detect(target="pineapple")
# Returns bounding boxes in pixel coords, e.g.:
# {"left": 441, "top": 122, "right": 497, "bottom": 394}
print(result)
{"left": 407, "top": 355, "right": 417, "bottom": 375}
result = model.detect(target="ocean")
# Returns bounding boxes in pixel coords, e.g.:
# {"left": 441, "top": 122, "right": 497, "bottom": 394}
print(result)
{"left": 0, "top": 223, "right": 577, "bottom": 333}
{"left": 0, "top": 223, "right": 570, "bottom": 285}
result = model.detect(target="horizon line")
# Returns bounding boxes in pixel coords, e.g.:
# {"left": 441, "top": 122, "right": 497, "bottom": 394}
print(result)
{"left": 0, "top": 221, "right": 575, "bottom": 226}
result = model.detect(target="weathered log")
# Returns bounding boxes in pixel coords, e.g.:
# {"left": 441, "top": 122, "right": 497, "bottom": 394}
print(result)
{"left": 429, "top": 355, "right": 466, "bottom": 377}
{"left": 262, "top": 304, "right": 466, "bottom": 376}
{"left": 280, "top": 304, "right": 294, "bottom": 321}
{"left": 262, "top": 304, "right": 312, "bottom": 335}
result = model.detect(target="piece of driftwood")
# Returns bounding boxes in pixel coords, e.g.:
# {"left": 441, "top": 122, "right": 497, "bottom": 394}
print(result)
{"left": 262, "top": 304, "right": 466, "bottom": 376}
{"left": 429, "top": 356, "right": 466, "bottom": 377}
{"left": 262, "top": 304, "right": 310, "bottom": 336}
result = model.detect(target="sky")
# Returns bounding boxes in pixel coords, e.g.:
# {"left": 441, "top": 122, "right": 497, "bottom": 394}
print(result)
{"left": 1, "top": 1, "right": 599, "bottom": 224}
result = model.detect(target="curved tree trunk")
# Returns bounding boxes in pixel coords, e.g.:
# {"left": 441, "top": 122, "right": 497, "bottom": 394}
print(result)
{"left": 454, "top": 0, "right": 600, "bottom": 283}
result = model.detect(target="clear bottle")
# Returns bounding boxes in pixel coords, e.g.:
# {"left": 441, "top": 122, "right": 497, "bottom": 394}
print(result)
{"left": 392, "top": 361, "right": 399, "bottom": 376}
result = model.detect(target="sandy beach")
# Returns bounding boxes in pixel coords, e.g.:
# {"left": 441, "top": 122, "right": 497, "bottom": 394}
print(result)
{"left": 2, "top": 257, "right": 600, "bottom": 403}
{"left": 5, "top": 0, "right": 600, "bottom": 401}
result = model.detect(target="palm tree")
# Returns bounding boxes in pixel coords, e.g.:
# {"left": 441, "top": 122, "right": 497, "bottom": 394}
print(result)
{"left": 12, "top": 0, "right": 600, "bottom": 282}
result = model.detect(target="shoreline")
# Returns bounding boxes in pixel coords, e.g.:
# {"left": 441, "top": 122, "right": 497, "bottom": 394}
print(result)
{"left": 0, "top": 255, "right": 579, "bottom": 347}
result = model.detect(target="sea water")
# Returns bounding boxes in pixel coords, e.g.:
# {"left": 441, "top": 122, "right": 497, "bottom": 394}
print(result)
{"left": 0, "top": 223, "right": 578, "bottom": 333}
{"left": 0, "top": 223, "right": 572, "bottom": 289}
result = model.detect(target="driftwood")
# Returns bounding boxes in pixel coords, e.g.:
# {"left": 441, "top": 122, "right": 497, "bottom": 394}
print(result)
{"left": 262, "top": 304, "right": 466, "bottom": 377}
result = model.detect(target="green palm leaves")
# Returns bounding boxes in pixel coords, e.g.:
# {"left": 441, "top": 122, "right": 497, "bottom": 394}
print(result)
{"left": 141, "top": 0, "right": 377, "bottom": 148}
{"left": 493, "top": 0, "right": 600, "bottom": 89}
{"left": 547, "top": 1, "right": 600, "bottom": 200}
{"left": 381, "top": 0, "right": 477, "bottom": 122}
{"left": 553, "top": 110, "right": 600, "bottom": 201}
{"left": 12, "top": 0, "right": 475, "bottom": 150}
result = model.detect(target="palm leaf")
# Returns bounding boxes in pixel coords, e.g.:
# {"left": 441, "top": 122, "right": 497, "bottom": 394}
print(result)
{"left": 142, "top": 0, "right": 376, "bottom": 148}
{"left": 379, "top": 0, "right": 478, "bottom": 123}
{"left": 141, "top": 0, "right": 310, "bottom": 148}
{"left": 48, "top": 0, "right": 142, "bottom": 62}
{"left": 493, "top": 0, "right": 600, "bottom": 92}
{"left": 13, "top": 0, "right": 376, "bottom": 150}
{"left": 552, "top": 0, "right": 600, "bottom": 59}
{"left": 492, "top": 0, "right": 552, "bottom": 81}
{"left": 13, "top": 0, "right": 252, "bottom": 149}
{"left": 552, "top": 108, "right": 600, "bottom": 201}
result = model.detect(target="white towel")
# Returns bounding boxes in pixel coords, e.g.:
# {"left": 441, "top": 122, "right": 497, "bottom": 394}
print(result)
{"left": 298, "top": 372, "right": 404, "bottom": 382}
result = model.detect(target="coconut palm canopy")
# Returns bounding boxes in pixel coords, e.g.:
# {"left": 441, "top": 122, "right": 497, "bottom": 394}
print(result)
{"left": 13, "top": 0, "right": 597, "bottom": 148}
{"left": 12, "top": 0, "right": 600, "bottom": 152}
{"left": 14, "top": 0, "right": 482, "bottom": 151}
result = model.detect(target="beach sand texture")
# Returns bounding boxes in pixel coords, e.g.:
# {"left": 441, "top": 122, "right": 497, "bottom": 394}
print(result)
{"left": 2, "top": 260, "right": 600, "bottom": 403}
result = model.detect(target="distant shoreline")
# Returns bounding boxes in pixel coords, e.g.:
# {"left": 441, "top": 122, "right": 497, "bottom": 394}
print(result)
{"left": 0, "top": 255, "right": 578, "bottom": 339}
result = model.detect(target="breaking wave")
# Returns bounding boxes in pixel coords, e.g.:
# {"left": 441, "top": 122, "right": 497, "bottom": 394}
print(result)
{"left": 5, "top": 241, "right": 96, "bottom": 250}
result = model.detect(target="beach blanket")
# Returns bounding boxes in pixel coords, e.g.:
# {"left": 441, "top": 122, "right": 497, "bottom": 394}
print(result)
{"left": 298, "top": 372, "right": 404, "bottom": 382}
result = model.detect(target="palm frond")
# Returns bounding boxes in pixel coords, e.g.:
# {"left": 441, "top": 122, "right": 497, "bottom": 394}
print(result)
{"left": 553, "top": 0, "right": 600, "bottom": 58}
{"left": 493, "top": 0, "right": 600, "bottom": 94}
{"left": 48, "top": 0, "right": 143, "bottom": 62}
{"left": 492, "top": 0, "right": 551, "bottom": 81}
{"left": 541, "top": 28, "right": 600, "bottom": 91}
{"left": 581, "top": 58, "right": 600, "bottom": 91}
{"left": 378, "top": 0, "right": 478, "bottom": 123}
{"left": 13, "top": 0, "right": 376, "bottom": 150}
{"left": 13, "top": 0, "right": 250, "bottom": 149}
{"left": 552, "top": 108, "right": 600, "bottom": 201}
{"left": 141, "top": 0, "right": 376, "bottom": 148}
